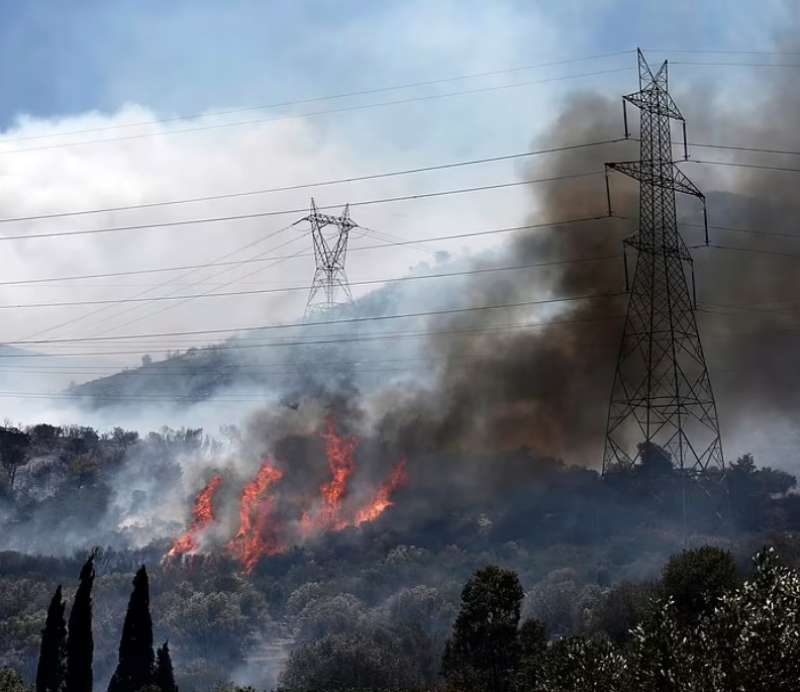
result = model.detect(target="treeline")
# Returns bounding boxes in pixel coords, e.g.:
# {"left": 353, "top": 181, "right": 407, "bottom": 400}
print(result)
{"left": 0, "top": 423, "right": 213, "bottom": 496}
{"left": 275, "top": 546, "right": 800, "bottom": 691}
{"left": 3, "top": 434, "right": 800, "bottom": 690}
{"left": 441, "top": 546, "right": 800, "bottom": 691}
{"left": 20, "top": 552, "right": 178, "bottom": 692}
{"left": 3, "top": 544, "right": 800, "bottom": 690}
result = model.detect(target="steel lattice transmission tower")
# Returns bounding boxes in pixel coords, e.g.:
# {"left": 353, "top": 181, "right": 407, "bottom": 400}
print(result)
{"left": 300, "top": 198, "right": 357, "bottom": 317}
{"left": 602, "top": 49, "right": 724, "bottom": 476}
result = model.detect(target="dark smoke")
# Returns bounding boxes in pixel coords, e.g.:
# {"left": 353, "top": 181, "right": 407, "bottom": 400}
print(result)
{"left": 373, "top": 25, "right": 800, "bottom": 471}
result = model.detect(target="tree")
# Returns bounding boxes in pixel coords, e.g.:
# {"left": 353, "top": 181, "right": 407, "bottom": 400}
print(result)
{"left": 0, "top": 427, "right": 30, "bottom": 490}
{"left": 153, "top": 642, "right": 177, "bottom": 692}
{"left": 662, "top": 546, "right": 738, "bottom": 623}
{"left": 36, "top": 586, "right": 66, "bottom": 692}
{"left": 637, "top": 442, "right": 673, "bottom": 478}
{"left": 107, "top": 566, "right": 155, "bottom": 692}
{"left": 280, "top": 631, "right": 416, "bottom": 691}
{"left": 595, "top": 581, "right": 659, "bottom": 643}
{"left": 0, "top": 668, "right": 29, "bottom": 692}
{"left": 442, "top": 565, "right": 524, "bottom": 692}
{"left": 66, "top": 551, "right": 96, "bottom": 692}
{"left": 514, "top": 618, "right": 547, "bottom": 691}
{"left": 538, "top": 637, "right": 630, "bottom": 692}
{"left": 630, "top": 548, "right": 800, "bottom": 690}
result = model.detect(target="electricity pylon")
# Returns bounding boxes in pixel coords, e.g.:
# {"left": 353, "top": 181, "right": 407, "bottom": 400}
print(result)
{"left": 300, "top": 198, "right": 356, "bottom": 317}
{"left": 602, "top": 49, "right": 724, "bottom": 477}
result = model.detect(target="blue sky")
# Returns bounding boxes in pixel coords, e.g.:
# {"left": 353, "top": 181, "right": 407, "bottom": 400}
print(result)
{"left": 0, "top": 0, "right": 786, "bottom": 127}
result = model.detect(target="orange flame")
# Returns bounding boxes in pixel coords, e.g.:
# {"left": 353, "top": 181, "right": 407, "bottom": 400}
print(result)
{"left": 167, "top": 475, "right": 223, "bottom": 558}
{"left": 166, "top": 418, "right": 410, "bottom": 568}
{"left": 354, "top": 460, "right": 409, "bottom": 526}
{"left": 300, "top": 417, "right": 358, "bottom": 535}
{"left": 228, "top": 460, "right": 285, "bottom": 573}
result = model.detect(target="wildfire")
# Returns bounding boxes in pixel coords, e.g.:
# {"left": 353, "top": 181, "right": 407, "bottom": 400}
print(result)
{"left": 167, "top": 475, "right": 223, "bottom": 558}
{"left": 354, "top": 460, "right": 408, "bottom": 526}
{"left": 227, "top": 460, "right": 285, "bottom": 573}
{"left": 165, "top": 417, "right": 411, "bottom": 572}
{"left": 300, "top": 417, "right": 358, "bottom": 535}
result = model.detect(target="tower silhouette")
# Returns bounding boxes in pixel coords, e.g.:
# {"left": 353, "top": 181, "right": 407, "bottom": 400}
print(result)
{"left": 301, "top": 198, "right": 356, "bottom": 317}
{"left": 602, "top": 50, "right": 723, "bottom": 476}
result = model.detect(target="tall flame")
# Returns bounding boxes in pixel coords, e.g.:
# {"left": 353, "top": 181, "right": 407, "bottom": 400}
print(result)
{"left": 167, "top": 475, "right": 223, "bottom": 558}
{"left": 165, "top": 418, "right": 411, "bottom": 570}
{"left": 228, "top": 460, "right": 285, "bottom": 573}
{"left": 300, "top": 417, "right": 358, "bottom": 535}
{"left": 354, "top": 460, "right": 409, "bottom": 526}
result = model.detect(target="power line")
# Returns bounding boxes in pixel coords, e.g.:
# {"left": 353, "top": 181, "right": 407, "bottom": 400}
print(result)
{"left": 84, "top": 234, "right": 324, "bottom": 339}
{"left": 644, "top": 48, "right": 800, "bottom": 56}
{"left": 3, "top": 137, "right": 799, "bottom": 229}
{"left": 0, "top": 252, "right": 621, "bottom": 310}
{"left": 689, "top": 159, "right": 800, "bottom": 174}
{"left": 0, "top": 345, "right": 623, "bottom": 378}
{"left": 0, "top": 213, "right": 619, "bottom": 286}
{"left": 0, "top": 170, "right": 603, "bottom": 242}
{"left": 0, "top": 139, "right": 625, "bottom": 224}
{"left": 673, "top": 60, "right": 800, "bottom": 68}
{"left": 1, "top": 50, "right": 634, "bottom": 145}
{"left": 684, "top": 221, "right": 800, "bottom": 241}
{"left": 0, "top": 67, "right": 634, "bottom": 156}
{"left": 82, "top": 230, "right": 311, "bottom": 340}
{"left": 704, "top": 243, "right": 800, "bottom": 259}
{"left": 700, "top": 299, "right": 800, "bottom": 315}
{"left": 0, "top": 289, "right": 625, "bottom": 346}
{"left": 687, "top": 141, "right": 800, "bottom": 157}
{"left": 0, "top": 312, "right": 627, "bottom": 360}
{"left": 13, "top": 222, "right": 305, "bottom": 343}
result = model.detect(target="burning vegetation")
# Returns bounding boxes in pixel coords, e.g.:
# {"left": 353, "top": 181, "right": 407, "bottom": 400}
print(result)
{"left": 227, "top": 460, "right": 285, "bottom": 573}
{"left": 166, "top": 475, "right": 223, "bottom": 558}
{"left": 165, "top": 417, "right": 408, "bottom": 572}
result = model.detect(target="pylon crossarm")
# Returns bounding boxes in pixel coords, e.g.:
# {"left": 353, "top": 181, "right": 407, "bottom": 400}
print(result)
{"left": 671, "top": 166, "right": 704, "bottom": 200}
{"left": 623, "top": 91, "right": 684, "bottom": 121}
{"left": 625, "top": 236, "right": 692, "bottom": 262}
{"left": 305, "top": 211, "right": 356, "bottom": 228}
{"left": 607, "top": 161, "right": 703, "bottom": 200}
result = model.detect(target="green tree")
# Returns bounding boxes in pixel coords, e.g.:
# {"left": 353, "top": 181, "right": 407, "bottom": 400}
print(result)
{"left": 153, "top": 642, "right": 177, "bottom": 692}
{"left": 36, "top": 586, "right": 66, "bottom": 692}
{"left": 107, "top": 566, "right": 154, "bottom": 692}
{"left": 662, "top": 546, "right": 738, "bottom": 623}
{"left": 442, "top": 565, "right": 524, "bottom": 692}
{"left": 65, "top": 552, "right": 96, "bottom": 692}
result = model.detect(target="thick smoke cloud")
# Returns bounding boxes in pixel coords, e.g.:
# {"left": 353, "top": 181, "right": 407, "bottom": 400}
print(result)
{"left": 371, "top": 28, "right": 800, "bottom": 471}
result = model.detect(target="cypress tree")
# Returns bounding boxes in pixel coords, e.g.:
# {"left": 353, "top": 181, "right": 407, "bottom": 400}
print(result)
{"left": 36, "top": 585, "right": 66, "bottom": 692}
{"left": 107, "top": 566, "right": 155, "bottom": 692}
{"left": 66, "top": 551, "right": 96, "bottom": 692}
{"left": 154, "top": 642, "right": 178, "bottom": 692}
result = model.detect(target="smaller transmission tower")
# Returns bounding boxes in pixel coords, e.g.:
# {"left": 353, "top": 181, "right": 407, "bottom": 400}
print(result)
{"left": 300, "top": 198, "right": 357, "bottom": 317}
